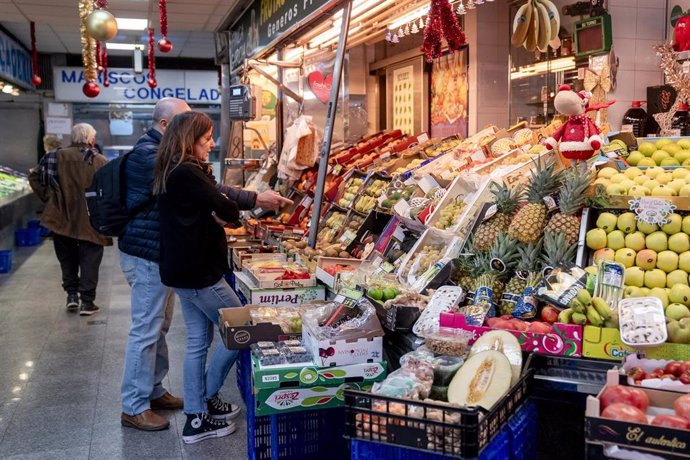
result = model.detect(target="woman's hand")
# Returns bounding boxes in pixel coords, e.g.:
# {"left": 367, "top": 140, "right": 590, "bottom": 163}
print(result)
{"left": 255, "top": 191, "right": 293, "bottom": 211}
{"left": 212, "top": 212, "right": 227, "bottom": 227}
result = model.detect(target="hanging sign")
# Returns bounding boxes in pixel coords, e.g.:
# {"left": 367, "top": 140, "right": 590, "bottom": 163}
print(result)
{"left": 629, "top": 198, "right": 677, "bottom": 225}
{"left": 307, "top": 71, "right": 332, "bottom": 104}
{"left": 0, "top": 29, "right": 33, "bottom": 89}
{"left": 52, "top": 67, "right": 220, "bottom": 104}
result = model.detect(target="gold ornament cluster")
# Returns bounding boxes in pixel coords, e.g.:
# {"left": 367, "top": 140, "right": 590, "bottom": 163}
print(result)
{"left": 653, "top": 43, "right": 690, "bottom": 134}
{"left": 79, "top": 0, "right": 98, "bottom": 82}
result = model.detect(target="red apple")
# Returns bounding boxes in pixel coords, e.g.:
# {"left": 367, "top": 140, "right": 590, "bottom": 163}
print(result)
{"left": 665, "top": 362, "right": 683, "bottom": 377}
{"left": 529, "top": 321, "right": 553, "bottom": 334}
{"left": 600, "top": 386, "right": 650, "bottom": 412}
{"left": 651, "top": 415, "right": 690, "bottom": 429}
{"left": 680, "top": 370, "right": 690, "bottom": 385}
{"left": 675, "top": 394, "right": 690, "bottom": 419}
{"left": 602, "top": 403, "right": 648, "bottom": 423}
{"left": 540, "top": 306, "right": 559, "bottom": 324}
{"left": 627, "top": 367, "right": 646, "bottom": 381}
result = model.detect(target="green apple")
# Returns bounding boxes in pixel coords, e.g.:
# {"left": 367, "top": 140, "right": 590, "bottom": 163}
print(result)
{"left": 670, "top": 284, "right": 690, "bottom": 306}
{"left": 663, "top": 143, "right": 682, "bottom": 155}
{"left": 683, "top": 217, "right": 690, "bottom": 235}
{"left": 674, "top": 168, "right": 690, "bottom": 180}
{"left": 625, "top": 231, "right": 646, "bottom": 251}
{"left": 616, "top": 213, "right": 637, "bottom": 234}
{"left": 655, "top": 139, "right": 673, "bottom": 149}
{"left": 680, "top": 185, "right": 690, "bottom": 197}
{"left": 627, "top": 152, "right": 644, "bottom": 166}
{"left": 657, "top": 250, "right": 679, "bottom": 273}
{"left": 638, "top": 142, "right": 657, "bottom": 156}
{"left": 676, "top": 150, "right": 690, "bottom": 164}
{"left": 638, "top": 221, "right": 659, "bottom": 235}
{"left": 614, "top": 248, "right": 636, "bottom": 268}
{"left": 652, "top": 185, "right": 676, "bottom": 196}
{"left": 662, "top": 214, "right": 683, "bottom": 235}
{"left": 598, "top": 167, "right": 618, "bottom": 179}
{"left": 652, "top": 150, "right": 671, "bottom": 165}
{"left": 624, "top": 167, "right": 643, "bottom": 179}
{"left": 638, "top": 158, "right": 656, "bottom": 167}
{"left": 669, "top": 179, "right": 687, "bottom": 193}
{"left": 607, "top": 230, "right": 626, "bottom": 250}
{"left": 620, "top": 179, "right": 636, "bottom": 192}
{"left": 636, "top": 249, "right": 658, "bottom": 270}
{"left": 679, "top": 139, "right": 690, "bottom": 149}
{"left": 641, "top": 287, "right": 651, "bottom": 295}
{"left": 607, "top": 184, "right": 627, "bottom": 196}
{"left": 646, "top": 166, "right": 665, "bottom": 178}
{"left": 669, "top": 233, "right": 690, "bottom": 253}
{"left": 586, "top": 228, "right": 607, "bottom": 250}
{"left": 666, "top": 303, "right": 690, "bottom": 320}
{"left": 656, "top": 172, "right": 673, "bottom": 185}
{"left": 610, "top": 173, "right": 627, "bottom": 184}
{"left": 628, "top": 186, "right": 649, "bottom": 197}
{"left": 596, "top": 213, "right": 618, "bottom": 233}
{"left": 624, "top": 285, "right": 644, "bottom": 298}
{"left": 646, "top": 231, "right": 668, "bottom": 252}
{"left": 662, "top": 158, "right": 681, "bottom": 167}
{"left": 594, "top": 177, "right": 611, "bottom": 187}
{"left": 643, "top": 179, "right": 660, "bottom": 191}
{"left": 684, "top": 158, "right": 690, "bottom": 166}
{"left": 634, "top": 175, "right": 648, "bottom": 185}
{"left": 667, "top": 269, "right": 690, "bottom": 287}
{"left": 649, "top": 286, "right": 670, "bottom": 307}
{"left": 680, "top": 251, "right": 690, "bottom": 272}
{"left": 667, "top": 318, "right": 690, "bottom": 343}
{"left": 593, "top": 248, "right": 615, "bottom": 263}
{"left": 645, "top": 270, "right": 668, "bottom": 289}
{"left": 624, "top": 266, "right": 645, "bottom": 287}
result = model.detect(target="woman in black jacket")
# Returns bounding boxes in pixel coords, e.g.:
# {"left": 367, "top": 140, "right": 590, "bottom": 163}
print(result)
{"left": 152, "top": 111, "right": 244, "bottom": 444}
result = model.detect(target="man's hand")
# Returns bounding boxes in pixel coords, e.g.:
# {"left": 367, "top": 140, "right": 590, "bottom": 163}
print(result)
{"left": 255, "top": 191, "right": 293, "bottom": 211}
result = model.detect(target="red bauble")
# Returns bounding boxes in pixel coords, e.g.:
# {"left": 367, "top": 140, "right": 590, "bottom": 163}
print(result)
{"left": 83, "top": 81, "right": 100, "bottom": 98}
{"left": 31, "top": 74, "right": 42, "bottom": 86}
{"left": 148, "top": 79, "right": 157, "bottom": 88}
{"left": 103, "top": 80, "right": 110, "bottom": 88}
{"left": 158, "top": 38, "right": 173, "bottom": 53}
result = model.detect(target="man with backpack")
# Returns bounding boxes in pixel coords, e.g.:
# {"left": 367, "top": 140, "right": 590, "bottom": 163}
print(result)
{"left": 29, "top": 123, "right": 112, "bottom": 316}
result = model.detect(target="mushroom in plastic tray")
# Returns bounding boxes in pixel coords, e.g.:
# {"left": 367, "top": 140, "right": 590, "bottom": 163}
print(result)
{"left": 618, "top": 297, "right": 668, "bottom": 347}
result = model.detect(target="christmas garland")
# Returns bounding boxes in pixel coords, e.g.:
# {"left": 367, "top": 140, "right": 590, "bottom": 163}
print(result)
{"left": 421, "top": 0, "right": 466, "bottom": 62}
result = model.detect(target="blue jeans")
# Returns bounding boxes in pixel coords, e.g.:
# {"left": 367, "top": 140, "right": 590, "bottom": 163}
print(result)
{"left": 173, "top": 277, "right": 241, "bottom": 414}
{"left": 120, "top": 252, "right": 175, "bottom": 416}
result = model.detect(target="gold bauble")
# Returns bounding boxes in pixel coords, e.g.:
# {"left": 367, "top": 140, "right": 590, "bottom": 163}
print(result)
{"left": 86, "top": 10, "right": 118, "bottom": 41}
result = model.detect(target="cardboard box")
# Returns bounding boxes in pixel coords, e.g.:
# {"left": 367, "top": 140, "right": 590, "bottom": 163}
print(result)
{"left": 219, "top": 306, "right": 302, "bottom": 349}
{"left": 255, "top": 381, "right": 376, "bottom": 416}
{"left": 440, "top": 313, "right": 583, "bottom": 357}
{"left": 242, "top": 255, "right": 316, "bottom": 289}
{"left": 234, "top": 271, "right": 326, "bottom": 307}
{"left": 582, "top": 326, "right": 635, "bottom": 361}
{"left": 302, "top": 322, "right": 384, "bottom": 368}
{"left": 585, "top": 370, "right": 690, "bottom": 459}
{"left": 315, "top": 257, "right": 363, "bottom": 290}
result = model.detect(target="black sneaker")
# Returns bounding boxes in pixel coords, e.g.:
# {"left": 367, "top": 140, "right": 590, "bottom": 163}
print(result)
{"left": 207, "top": 394, "right": 241, "bottom": 420}
{"left": 66, "top": 294, "right": 79, "bottom": 311}
{"left": 182, "top": 413, "right": 235, "bottom": 444}
{"left": 79, "top": 301, "right": 100, "bottom": 316}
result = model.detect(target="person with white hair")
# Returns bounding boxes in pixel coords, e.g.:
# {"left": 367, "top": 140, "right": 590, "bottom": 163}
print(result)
{"left": 29, "top": 122, "right": 112, "bottom": 316}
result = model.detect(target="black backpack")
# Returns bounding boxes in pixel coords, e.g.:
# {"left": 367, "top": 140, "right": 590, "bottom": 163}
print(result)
{"left": 85, "top": 151, "right": 152, "bottom": 237}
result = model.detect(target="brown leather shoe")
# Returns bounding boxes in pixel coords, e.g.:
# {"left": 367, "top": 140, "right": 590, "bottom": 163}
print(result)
{"left": 150, "top": 391, "right": 184, "bottom": 410}
{"left": 121, "top": 410, "right": 170, "bottom": 431}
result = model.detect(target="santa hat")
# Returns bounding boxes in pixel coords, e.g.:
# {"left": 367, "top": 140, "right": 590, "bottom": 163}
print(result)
{"left": 578, "top": 91, "right": 592, "bottom": 104}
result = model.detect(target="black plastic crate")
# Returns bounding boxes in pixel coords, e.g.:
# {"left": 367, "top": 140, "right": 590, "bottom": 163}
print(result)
{"left": 344, "top": 368, "right": 533, "bottom": 458}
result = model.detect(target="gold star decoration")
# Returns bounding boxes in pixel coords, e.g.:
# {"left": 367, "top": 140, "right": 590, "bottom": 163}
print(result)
{"left": 654, "top": 43, "right": 690, "bottom": 134}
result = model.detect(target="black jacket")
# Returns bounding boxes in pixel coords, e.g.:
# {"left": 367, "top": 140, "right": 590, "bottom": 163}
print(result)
{"left": 119, "top": 128, "right": 257, "bottom": 263}
{"left": 159, "top": 161, "right": 240, "bottom": 288}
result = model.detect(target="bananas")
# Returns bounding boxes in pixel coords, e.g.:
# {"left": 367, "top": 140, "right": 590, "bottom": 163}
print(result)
{"left": 512, "top": 0, "right": 561, "bottom": 51}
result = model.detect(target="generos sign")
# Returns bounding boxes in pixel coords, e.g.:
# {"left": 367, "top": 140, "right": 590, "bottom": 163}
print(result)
{"left": 0, "top": 29, "right": 33, "bottom": 89}
{"left": 53, "top": 66, "right": 220, "bottom": 104}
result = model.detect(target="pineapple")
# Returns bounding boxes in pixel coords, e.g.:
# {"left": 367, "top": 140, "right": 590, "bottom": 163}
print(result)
{"left": 473, "top": 233, "right": 520, "bottom": 309}
{"left": 542, "top": 230, "right": 578, "bottom": 269}
{"left": 500, "top": 240, "right": 542, "bottom": 316}
{"left": 474, "top": 182, "right": 523, "bottom": 251}
{"left": 545, "top": 169, "right": 594, "bottom": 245}
{"left": 508, "top": 159, "right": 563, "bottom": 244}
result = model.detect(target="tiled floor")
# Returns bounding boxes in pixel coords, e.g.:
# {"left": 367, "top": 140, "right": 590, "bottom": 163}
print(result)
{"left": 0, "top": 241, "right": 247, "bottom": 459}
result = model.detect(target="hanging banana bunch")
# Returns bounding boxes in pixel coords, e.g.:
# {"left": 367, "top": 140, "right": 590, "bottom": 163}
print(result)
{"left": 511, "top": 0, "right": 560, "bottom": 52}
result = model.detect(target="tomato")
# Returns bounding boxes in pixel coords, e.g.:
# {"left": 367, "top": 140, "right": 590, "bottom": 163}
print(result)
{"left": 680, "top": 370, "right": 690, "bottom": 385}
{"left": 647, "top": 369, "right": 664, "bottom": 380}
{"left": 651, "top": 415, "right": 690, "bottom": 429}
{"left": 681, "top": 362, "right": 690, "bottom": 374}
{"left": 627, "top": 367, "right": 646, "bottom": 381}
{"left": 600, "top": 385, "right": 650, "bottom": 411}
{"left": 675, "top": 394, "right": 690, "bottom": 420}
{"left": 661, "top": 374, "right": 678, "bottom": 381}
{"left": 665, "top": 362, "right": 684, "bottom": 377}
{"left": 540, "top": 306, "right": 559, "bottom": 324}
{"left": 602, "top": 403, "right": 648, "bottom": 423}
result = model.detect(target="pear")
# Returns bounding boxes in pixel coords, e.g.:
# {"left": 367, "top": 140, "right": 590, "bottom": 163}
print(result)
{"left": 680, "top": 251, "right": 690, "bottom": 272}
{"left": 670, "top": 233, "right": 690, "bottom": 253}
{"left": 596, "top": 213, "right": 618, "bottom": 233}
{"left": 624, "top": 266, "right": 644, "bottom": 288}
{"left": 661, "top": 214, "right": 682, "bottom": 235}
{"left": 594, "top": 248, "right": 615, "bottom": 263}
{"left": 667, "top": 270, "right": 689, "bottom": 288}
{"left": 649, "top": 285, "right": 670, "bottom": 307}
{"left": 638, "top": 221, "right": 659, "bottom": 235}
{"left": 670, "top": 284, "right": 690, "bottom": 307}
{"left": 636, "top": 249, "right": 658, "bottom": 270}
{"left": 614, "top": 248, "right": 636, "bottom": 268}
{"left": 625, "top": 232, "right": 646, "bottom": 252}
{"left": 646, "top": 231, "right": 668, "bottom": 252}
{"left": 616, "top": 213, "right": 637, "bottom": 234}
{"left": 657, "top": 250, "right": 679, "bottom": 273}
{"left": 645, "top": 270, "right": 667, "bottom": 290}
{"left": 586, "top": 228, "right": 607, "bottom": 250}
{"left": 607, "top": 230, "right": 626, "bottom": 250}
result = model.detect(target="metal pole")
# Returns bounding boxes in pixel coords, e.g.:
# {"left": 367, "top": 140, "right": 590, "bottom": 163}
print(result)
{"left": 307, "top": 0, "right": 352, "bottom": 248}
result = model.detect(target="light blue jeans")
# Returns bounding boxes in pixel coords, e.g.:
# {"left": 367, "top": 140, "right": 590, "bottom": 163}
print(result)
{"left": 173, "top": 277, "right": 241, "bottom": 414}
{"left": 120, "top": 251, "right": 176, "bottom": 416}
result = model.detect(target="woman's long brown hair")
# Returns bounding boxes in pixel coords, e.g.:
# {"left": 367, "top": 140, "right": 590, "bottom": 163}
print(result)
{"left": 152, "top": 111, "right": 213, "bottom": 195}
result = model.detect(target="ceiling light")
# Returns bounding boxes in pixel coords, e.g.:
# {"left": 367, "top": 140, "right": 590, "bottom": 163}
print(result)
{"left": 116, "top": 18, "right": 148, "bottom": 31}
{"left": 2, "top": 85, "right": 13, "bottom": 94}
{"left": 389, "top": 5, "right": 430, "bottom": 30}
{"left": 106, "top": 43, "right": 141, "bottom": 51}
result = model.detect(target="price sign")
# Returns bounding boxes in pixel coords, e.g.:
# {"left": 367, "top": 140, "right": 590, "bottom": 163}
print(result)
{"left": 629, "top": 198, "right": 677, "bottom": 225}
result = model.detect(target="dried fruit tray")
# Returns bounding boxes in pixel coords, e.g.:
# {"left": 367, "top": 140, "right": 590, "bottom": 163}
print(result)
{"left": 344, "top": 367, "right": 532, "bottom": 458}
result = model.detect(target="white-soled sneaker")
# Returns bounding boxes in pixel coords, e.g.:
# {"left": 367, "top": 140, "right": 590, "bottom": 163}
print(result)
{"left": 207, "top": 394, "right": 241, "bottom": 420}
{"left": 182, "top": 413, "right": 235, "bottom": 444}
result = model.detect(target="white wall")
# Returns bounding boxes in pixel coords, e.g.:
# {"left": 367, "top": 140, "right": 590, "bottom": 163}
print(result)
{"left": 608, "top": 0, "right": 667, "bottom": 130}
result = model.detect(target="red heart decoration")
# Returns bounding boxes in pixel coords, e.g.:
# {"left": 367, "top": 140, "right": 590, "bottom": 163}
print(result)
{"left": 308, "top": 71, "right": 332, "bottom": 104}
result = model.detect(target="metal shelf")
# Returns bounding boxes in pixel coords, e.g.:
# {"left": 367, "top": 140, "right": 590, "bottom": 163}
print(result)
{"left": 526, "top": 353, "right": 614, "bottom": 395}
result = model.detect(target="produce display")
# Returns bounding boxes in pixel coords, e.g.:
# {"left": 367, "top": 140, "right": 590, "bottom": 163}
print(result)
{"left": 337, "top": 176, "right": 365, "bottom": 208}
{"left": 626, "top": 138, "right": 690, "bottom": 167}
{"left": 596, "top": 165, "right": 690, "bottom": 197}
{"left": 597, "top": 384, "right": 690, "bottom": 429}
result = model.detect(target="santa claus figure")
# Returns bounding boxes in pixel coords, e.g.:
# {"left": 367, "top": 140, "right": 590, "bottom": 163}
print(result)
{"left": 544, "top": 85, "right": 608, "bottom": 170}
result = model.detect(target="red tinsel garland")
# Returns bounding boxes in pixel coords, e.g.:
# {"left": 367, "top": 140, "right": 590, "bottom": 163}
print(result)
{"left": 420, "top": 0, "right": 466, "bottom": 62}
{"left": 159, "top": 0, "right": 168, "bottom": 37}
{"left": 94, "top": 0, "right": 108, "bottom": 8}
{"left": 148, "top": 27, "right": 157, "bottom": 88}
{"left": 30, "top": 21, "right": 41, "bottom": 85}
{"left": 96, "top": 40, "right": 102, "bottom": 71}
